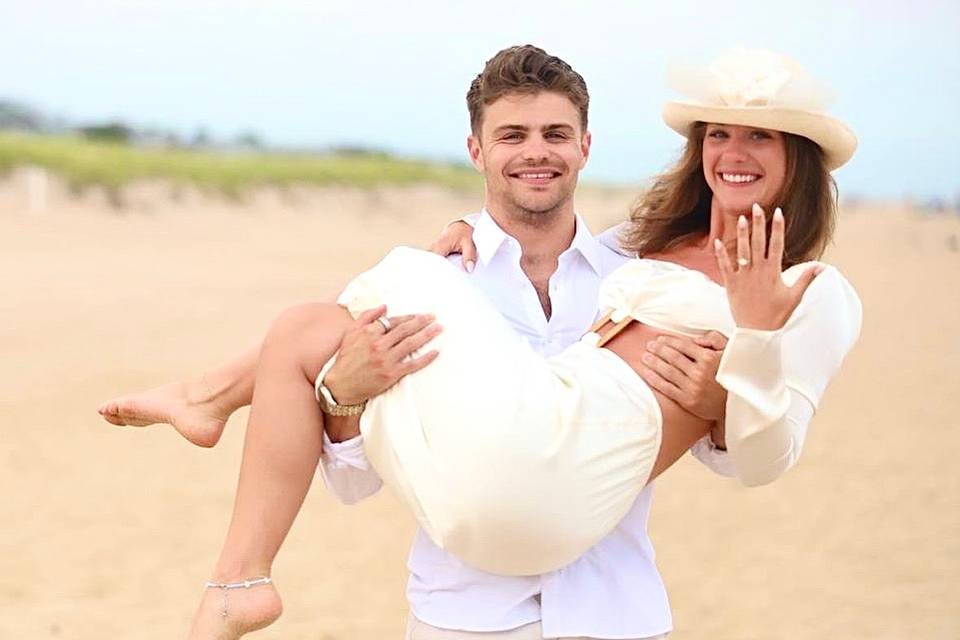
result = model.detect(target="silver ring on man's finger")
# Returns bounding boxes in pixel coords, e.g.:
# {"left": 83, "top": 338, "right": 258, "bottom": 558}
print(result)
{"left": 376, "top": 316, "right": 391, "bottom": 332}
{"left": 737, "top": 258, "right": 750, "bottom": 267}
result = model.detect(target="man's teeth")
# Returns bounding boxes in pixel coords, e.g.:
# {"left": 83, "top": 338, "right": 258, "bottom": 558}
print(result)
{"left": 721, "top": 173, "right": 759, "bottom": 184}
{"left": 517, "top": 172, "right": 555, "bottom": 179}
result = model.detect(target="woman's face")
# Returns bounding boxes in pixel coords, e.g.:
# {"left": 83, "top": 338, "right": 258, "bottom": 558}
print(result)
{"left": 702, "top": 123, "right": 787, "bottom": 215}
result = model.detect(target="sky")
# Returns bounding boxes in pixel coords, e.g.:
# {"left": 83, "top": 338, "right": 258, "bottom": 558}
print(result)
{"left": 1, "top": 0, "right": 958, "bottom": 199}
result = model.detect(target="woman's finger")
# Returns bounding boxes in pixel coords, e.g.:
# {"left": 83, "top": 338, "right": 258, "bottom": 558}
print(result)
{"left": 714, "top": 238, "right": 733, "bottom": 285}
{"left": 751, "top": 203, "right": 767, "bottom": 262}
{"left": 427, "top": 237, "right": 454, "bottom": 255}
{"left": 768, "top": 207, "right": 785, "bottom": 266}
{"left": 460, "top": 237, "right": 478, "bottom": 273}
{"left": 428, "top": 221, "right": 474, "bottom": 261}
{"left": 736, "top": 215, "right": 750, "bottom": 269}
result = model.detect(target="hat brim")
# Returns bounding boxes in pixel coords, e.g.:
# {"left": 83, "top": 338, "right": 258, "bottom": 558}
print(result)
{"left": 662, "top": 102, "right": 857, "bottom": 171}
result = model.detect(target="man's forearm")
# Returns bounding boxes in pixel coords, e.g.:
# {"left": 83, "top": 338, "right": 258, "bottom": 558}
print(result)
{"left": 325, "top": 414, "right": 362, "bottom": 443}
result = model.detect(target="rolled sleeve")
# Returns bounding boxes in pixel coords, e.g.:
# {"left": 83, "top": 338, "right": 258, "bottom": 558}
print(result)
{"left": 319, "top": 431, "right": 383, "bottom": 504}
{"left": 690, "top": 435, "right": 737, "bottom": 477}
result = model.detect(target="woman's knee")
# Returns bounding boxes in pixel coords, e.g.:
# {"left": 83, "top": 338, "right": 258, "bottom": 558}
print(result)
{"left": 262, "top": 302, "right": 349, "bottom": 355}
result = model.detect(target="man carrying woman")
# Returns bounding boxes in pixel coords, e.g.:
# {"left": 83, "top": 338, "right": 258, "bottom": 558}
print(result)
{"left": 100, "top": 44, "right": 860, "bottom": 640}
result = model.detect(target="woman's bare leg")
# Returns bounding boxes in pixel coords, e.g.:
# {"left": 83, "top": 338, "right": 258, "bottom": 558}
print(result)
{"left": 603, "top": 324, "right": 714, "bottom": 484}
{"left": 187, "top": 302, "right": 353, "bottom": 639}
{"left": 98, "top": 346, "right": 259, "bottom": 447}
{"left": 647, "top": 396, "right": 713, "bottom": 482}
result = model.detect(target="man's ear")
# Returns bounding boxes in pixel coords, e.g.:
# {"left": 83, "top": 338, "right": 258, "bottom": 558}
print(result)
{"left": 579, "top": 130, "right": 592, "bottom": 169}
{"left": 467, "top": 134, "right": 484, "bottom": 172}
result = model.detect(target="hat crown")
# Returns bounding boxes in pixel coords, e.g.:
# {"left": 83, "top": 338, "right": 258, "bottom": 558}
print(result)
{"left": 668, "top": 47, "right": 834, "bottom": 112}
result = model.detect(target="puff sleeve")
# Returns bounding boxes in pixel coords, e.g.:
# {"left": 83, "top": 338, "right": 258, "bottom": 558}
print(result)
{"left": 715, "top": 265, "right": 862, "bottom": 486}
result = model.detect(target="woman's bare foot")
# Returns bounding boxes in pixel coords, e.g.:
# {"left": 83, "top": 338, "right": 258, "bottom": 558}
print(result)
{"left": 187, "top": 580, "right": 282, "bottom": 640}
{"left": 98, "top": 380, "right": 229, "bottom": 448}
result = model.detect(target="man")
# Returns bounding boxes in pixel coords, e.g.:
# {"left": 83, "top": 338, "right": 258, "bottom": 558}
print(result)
{"left": 316, "top": 44, "right": 732, "bottom": 640}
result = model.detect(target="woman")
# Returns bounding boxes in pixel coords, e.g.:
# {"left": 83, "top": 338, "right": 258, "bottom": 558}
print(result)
{"left": 115, "top": 50, "right": 861, "bottom": 639}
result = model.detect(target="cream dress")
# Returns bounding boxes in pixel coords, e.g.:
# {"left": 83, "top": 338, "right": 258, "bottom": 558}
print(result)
{"left": 318, "top": 247, "right": 861, "bottom": 576}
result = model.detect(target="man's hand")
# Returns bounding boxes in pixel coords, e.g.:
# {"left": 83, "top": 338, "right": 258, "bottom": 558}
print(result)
{"left": 324, "top": 305, "right": 442, "bottom": 406}
{"left": 638, "top": 331, "right": 728, "bottom": 421}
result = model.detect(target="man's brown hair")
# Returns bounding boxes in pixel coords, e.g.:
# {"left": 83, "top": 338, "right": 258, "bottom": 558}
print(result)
{"left": 467, "top": 45, "right": 589, "bottom": 135}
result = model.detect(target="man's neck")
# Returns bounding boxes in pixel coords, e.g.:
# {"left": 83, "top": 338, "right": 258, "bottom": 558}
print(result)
{"left": 486, "top": 204, "right": 577, "bottom": 320}
{"left": 485, "top": 205, "right": 577, "bottom": 263}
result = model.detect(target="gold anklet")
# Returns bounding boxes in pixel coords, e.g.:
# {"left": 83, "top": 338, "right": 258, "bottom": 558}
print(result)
{"left": 205, "top": 576, "right": 272, "bottom": 619}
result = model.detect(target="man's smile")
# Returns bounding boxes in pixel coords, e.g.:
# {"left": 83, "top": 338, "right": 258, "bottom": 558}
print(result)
{"left": 507, "top": 167, "right": 563, "bottom": 186}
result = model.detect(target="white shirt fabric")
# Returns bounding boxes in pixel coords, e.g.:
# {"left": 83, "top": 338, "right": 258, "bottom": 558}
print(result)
{"left": 320, "top": 211, "right": 723, "bottom": 638}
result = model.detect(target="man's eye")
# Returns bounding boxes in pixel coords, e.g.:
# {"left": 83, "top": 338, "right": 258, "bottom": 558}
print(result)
{"left": 546, "top": 132, "right": 568, "bottom": 140}
{"left": 502, "top": 132, "right": 523, "bottom": 141}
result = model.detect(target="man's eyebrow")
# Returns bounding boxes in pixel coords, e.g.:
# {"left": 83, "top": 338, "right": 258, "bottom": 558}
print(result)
{"left": 543, "top": 123, "right": 576, "bottom": 132}
{"left": 492, "top": 124, "right": 528, "bottom": 134}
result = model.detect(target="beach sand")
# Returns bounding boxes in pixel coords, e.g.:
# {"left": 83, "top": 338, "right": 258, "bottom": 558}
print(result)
{"left": 1, "top": 180, "right": 957, "bottom": 639}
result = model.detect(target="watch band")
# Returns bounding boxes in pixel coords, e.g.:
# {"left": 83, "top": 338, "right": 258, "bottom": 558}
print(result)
{"left": 316, "top": 379, "right": 367, "bottom": 416}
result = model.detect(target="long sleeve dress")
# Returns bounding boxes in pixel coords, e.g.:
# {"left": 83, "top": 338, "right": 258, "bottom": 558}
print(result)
{"left": 316, "top": 247, "right": 862, "bottom": 576}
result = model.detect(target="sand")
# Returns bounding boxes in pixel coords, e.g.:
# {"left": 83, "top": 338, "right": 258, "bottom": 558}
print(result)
{"left": 1, "top": 178, "right": 957, "bottom": 639}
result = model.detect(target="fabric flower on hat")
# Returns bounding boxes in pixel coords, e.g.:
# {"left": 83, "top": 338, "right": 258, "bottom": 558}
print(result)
{"left": 668, "top": 47, "right": 834, "bottom": 111}
{"left": 709, "top": 48, "right": 793, "bottom": 107}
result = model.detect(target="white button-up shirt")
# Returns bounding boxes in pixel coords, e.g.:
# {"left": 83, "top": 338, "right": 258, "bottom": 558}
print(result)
{"left": 320, "top": 210, "right": 729, "bottom": 638}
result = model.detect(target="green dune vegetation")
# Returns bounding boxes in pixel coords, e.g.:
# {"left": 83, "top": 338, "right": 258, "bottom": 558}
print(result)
{"left": 0, "top": 132, "right": 480, "bottom": 195}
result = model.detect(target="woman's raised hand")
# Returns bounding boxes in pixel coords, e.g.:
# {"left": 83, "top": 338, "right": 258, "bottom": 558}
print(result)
{"left": 428, "top": 221, "right": 479, "bottom": 272}
{"left": 714, "top": 203, "right": 822, "bottom": 331}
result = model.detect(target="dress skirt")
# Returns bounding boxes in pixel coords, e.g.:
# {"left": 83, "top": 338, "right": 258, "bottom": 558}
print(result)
{"left": 321, "top": 248, "right": 662, "bottom": 576}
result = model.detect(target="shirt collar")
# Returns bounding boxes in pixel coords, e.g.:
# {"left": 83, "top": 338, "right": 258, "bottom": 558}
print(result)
{"left": 474, "top": 209, "right": 604, "bottom": 276}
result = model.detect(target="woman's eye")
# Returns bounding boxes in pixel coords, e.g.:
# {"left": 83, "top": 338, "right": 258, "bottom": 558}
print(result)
{"left": 751, "top": 131, "right": 772, "bottom": 140}
{"left": 708, "top": 130, "right": 727, "bottom": 139}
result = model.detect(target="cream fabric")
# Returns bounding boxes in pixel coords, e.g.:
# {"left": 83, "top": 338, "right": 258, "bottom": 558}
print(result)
{"left": 405, "top": 613, "right": 667, "bottom": 640}
{"left": 327, "top": 248, "right": 861, "bottom": 576}
{"left": 321, "top": 212, "right": 676, "bottom": 638}
{"left": 328, "top": 247, "right": 662, "bottom": 576}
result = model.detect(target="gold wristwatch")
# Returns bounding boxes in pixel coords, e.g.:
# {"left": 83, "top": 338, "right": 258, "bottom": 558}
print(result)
{"left": 316, "top": 379, "right": 367, "bottom": 417}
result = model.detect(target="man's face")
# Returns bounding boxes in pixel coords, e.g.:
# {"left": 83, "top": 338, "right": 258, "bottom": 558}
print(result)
{"left": 467, "top": 91, "right": 590, "bottom": 221}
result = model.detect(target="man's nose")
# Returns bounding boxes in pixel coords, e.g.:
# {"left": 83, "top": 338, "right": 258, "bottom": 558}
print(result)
{"left": 521, "top": 136, "right": 550, "bottom": 163}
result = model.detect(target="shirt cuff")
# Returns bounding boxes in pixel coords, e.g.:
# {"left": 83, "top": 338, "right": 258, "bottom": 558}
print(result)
{"left": 690, "top": 435, "right": 737, "bottom": 477}
{"left": 716, "top": 327, "right": 790, "bottom": 436}
{"left": 321, "top": 430, "right": 371, "bottom": 470}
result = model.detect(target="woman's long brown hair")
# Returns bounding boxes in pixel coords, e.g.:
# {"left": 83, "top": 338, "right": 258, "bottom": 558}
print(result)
{"left": 620, "top": 123, "right": 838, "bottom": 268}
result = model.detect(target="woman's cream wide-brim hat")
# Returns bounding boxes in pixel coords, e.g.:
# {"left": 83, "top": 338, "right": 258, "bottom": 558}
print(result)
{"left": 662, "top": 48, "right": 857, "bottom": 170}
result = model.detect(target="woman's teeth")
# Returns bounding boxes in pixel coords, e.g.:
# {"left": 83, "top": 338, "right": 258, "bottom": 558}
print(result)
{"left": 721, "top": 173, "right": 759, "bottom": 184}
